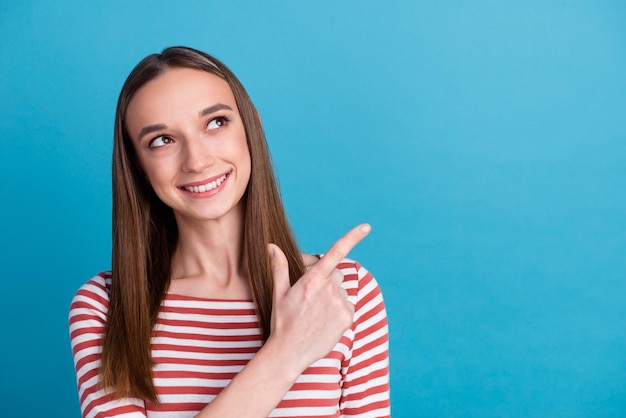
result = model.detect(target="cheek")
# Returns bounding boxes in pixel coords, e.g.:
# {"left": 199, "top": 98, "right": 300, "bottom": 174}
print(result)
{"left": 138, "top": 157, "right": 172, "bottom": 191}
{"left": 136, "top": 161, "right": 150, "bottom": 183}
{"left": 129, "top": 141, "right": 151, "bottom": 179}
{"left": 239, "top": 145, "right": 252, "bottom": 182}
{"left": 135, "top": 156, "right": 155, "bottom": 184}
{"left": 232, "top": 130, "right": 252, "bottom": 176}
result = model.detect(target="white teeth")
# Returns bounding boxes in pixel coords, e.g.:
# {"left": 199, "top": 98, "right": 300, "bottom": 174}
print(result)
{"left": 183, "top": 174, "right": 228, "bottom": 193}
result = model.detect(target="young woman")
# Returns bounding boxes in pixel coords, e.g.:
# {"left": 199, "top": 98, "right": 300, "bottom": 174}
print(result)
{"left": 69, "top": 46, "right": 390, "bottom": 418}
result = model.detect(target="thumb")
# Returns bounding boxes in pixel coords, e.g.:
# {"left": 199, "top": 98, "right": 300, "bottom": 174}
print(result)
{"left": 268, "top": 243, "right": 290, "bottom": 303}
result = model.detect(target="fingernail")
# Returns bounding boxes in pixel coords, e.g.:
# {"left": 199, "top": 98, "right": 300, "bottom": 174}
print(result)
{"left": 360, "top": 224, "right": 372, "bottom": 234}
{"left": 268, "top": 244, "right": 276, "bottom": 258}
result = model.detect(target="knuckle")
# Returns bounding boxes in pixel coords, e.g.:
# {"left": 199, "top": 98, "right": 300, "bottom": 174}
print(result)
{"left": 300, "top": 278, "right": 318, "bottom": 296}
{"left": 338, "top": 307, "right": 354, "bottom": 329}
{"left": 346, "top": 304, "right": 355, "bottom": 320}
{"left": 328, "top": 245, "right": 345, "bottom": 261}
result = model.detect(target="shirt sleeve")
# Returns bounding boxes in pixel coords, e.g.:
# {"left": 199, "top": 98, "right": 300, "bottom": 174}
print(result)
{"left": 69, "top": 274, "right": 148, "bottom": 418}
{"left": 340, "top": 261, "right": 391, "bottom": 417}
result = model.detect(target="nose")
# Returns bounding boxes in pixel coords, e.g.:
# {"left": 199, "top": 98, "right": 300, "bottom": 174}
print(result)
{"left": 181, "top": 136, "right": 215, "bottom": 173}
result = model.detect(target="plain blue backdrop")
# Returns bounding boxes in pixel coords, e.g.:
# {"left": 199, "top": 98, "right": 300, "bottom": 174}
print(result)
{"left": 1, "top": 1, "right": 625, "bottom": 416}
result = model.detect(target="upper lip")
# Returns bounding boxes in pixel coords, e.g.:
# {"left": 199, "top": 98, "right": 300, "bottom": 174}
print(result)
{"left": 178, "top": 170, "right": 231, "bottom": 188}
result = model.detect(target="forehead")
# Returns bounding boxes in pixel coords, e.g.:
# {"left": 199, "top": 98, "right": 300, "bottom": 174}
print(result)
{"left": 125, "top": 67, "right": 237, "bottom": 131}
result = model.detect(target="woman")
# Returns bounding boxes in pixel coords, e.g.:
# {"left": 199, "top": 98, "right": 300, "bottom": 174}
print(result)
{"left": 69, "top": 46, "right": 390, "bottom": 417}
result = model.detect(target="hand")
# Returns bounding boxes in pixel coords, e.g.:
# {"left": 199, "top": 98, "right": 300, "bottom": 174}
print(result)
{"left": 267, "top": 224, "right": 372, "bottom": 372}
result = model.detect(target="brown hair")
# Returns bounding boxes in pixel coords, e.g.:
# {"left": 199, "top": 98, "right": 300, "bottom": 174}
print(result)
{"left": 101, "top": 46, "right": 305, "bottom": 401}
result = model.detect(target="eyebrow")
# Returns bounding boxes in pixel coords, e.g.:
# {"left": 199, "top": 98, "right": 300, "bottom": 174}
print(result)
{"left": 137, "top": 124, "right": 168, "bottom": 142}
{"left": 200, "top": 103, "right": 233, "bottom": 117}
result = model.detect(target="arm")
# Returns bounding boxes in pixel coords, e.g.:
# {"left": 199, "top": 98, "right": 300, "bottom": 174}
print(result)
{"left": 69, "top": 274, "right": 147, "bottom": 418}
{"left": 340, "top": 262, "right": 390, "bottom": 417}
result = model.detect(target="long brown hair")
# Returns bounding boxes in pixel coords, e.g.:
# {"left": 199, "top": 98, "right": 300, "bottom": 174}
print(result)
{"left": 101, "top": 46, "right": 306, "bottom": 402}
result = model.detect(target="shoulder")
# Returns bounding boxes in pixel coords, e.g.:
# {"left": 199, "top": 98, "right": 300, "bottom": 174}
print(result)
{"left": 69, "top": 273, "right": 112, "bottom": 358}
{"left": 339, "top": 259, "right": 388, "bottom": 352}
{"left": 337, "top": 258, "right": 369, "bottom": 277}
{"left": 335, "top": 259, "right": 384, "bottom": 306}
{"left": 69, "top": 272, "right": 112, "bottom": 320}
{"left": 337, "top": 258, "right": 376, "bottom": 286}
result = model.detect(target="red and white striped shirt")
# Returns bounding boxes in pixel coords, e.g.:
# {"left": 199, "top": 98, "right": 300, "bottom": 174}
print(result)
{"left": 69, "top": 260, "right": 390, "bottom": 417}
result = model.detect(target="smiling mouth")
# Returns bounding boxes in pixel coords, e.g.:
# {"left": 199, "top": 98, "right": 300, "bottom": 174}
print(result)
{"left": 181, "top": 173, "right": 229, "bottom": 193}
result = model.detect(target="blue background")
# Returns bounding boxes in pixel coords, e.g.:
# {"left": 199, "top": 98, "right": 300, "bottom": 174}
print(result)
{"left": 1, "top": 1, "right": 625, "bottom": 416}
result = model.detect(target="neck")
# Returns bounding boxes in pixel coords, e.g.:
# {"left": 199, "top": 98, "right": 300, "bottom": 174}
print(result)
{"left": 169, "top": 205, "right": 250, "bottom": 299}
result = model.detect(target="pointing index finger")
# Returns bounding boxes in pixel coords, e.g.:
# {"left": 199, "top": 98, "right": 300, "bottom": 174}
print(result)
{"left": 310, "top": 224, "right": 371, "bottom": 278}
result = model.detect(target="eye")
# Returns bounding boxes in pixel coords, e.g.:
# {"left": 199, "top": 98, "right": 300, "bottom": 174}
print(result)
{"left": 149, "top": 135, "right": 174, "bottom": 148}
{"left": 207, "top": 116, "right": 229, "bottom": 130}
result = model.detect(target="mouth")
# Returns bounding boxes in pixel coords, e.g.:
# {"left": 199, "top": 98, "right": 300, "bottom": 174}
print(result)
{"left": 180, "top": 172, "right": 230, "bottom": 194}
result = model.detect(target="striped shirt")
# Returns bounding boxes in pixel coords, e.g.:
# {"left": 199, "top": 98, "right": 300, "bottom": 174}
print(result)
{"left": 69, "top": 260, "right": 390, "bottom": 417}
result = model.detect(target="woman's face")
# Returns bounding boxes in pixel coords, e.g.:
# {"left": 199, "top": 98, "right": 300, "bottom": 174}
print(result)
{"left": 125, "top": 67, "right": 251, "bottom": 224}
